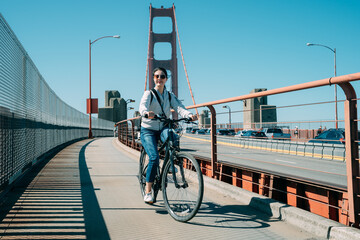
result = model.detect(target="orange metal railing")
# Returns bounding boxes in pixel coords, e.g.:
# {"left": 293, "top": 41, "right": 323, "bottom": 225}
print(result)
{"left": 116, "top": 72, "right": 360, "bottom": 226}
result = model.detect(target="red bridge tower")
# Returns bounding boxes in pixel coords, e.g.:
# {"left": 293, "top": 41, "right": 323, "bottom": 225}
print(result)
{"left": 147, "top": 4, "right": 178, "bottom": 97}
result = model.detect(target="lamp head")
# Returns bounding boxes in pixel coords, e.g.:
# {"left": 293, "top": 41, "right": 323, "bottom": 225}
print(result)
{"left": 113, "top": 35, "right": 120, "bottom": 39}
{"left": 306, "top": 43, "right": 313, "bottom": 46}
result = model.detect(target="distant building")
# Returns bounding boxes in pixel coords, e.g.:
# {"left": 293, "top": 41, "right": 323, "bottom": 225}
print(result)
{"left": 98, "top": 90, "right": 127, "bottom": 123}
{"left": 133, "top": 111, "right": 141, "bottom": 131}
{"left": 243, "top": 88, "right": 277, "bottom": 129}
{"left": 199, "top": 110, "right": 211, "bottom": 128}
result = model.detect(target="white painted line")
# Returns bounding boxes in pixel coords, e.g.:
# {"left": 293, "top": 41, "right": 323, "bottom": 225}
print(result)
{"left": 275, "top": 159, "right": 297, "bottom": 164}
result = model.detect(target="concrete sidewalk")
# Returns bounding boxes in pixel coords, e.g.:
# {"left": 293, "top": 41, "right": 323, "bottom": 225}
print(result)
{"left": 0, "top": 137, "right": 333, "bottom": 239}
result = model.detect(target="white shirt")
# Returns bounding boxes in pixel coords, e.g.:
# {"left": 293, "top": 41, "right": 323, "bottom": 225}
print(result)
{"left": 139, "top": 88, "right": 193, "bottom": 130}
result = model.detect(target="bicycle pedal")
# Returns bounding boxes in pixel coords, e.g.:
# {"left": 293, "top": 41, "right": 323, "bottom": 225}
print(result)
{"left": 168, "top": 168, "right": 178, "bottom": 174}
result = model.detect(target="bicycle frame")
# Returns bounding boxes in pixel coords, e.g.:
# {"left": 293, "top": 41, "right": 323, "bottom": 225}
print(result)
{"left": 151, "top": 119, "right": 190, "bottom": 196}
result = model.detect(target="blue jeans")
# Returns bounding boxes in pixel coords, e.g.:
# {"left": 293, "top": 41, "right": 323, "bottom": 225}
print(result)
{"left": 140, "top": 127, "right": 177, "bottom": 183}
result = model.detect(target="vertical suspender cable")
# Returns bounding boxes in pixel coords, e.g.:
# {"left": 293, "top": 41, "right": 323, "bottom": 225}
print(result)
{"left": 173, "top": 5, "right": 199, "bottom": 118}
{"left": 145, "top": 4, "right": 152, "bottom": 92}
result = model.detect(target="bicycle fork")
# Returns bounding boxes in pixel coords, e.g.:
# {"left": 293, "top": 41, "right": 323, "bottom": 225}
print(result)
{"left": 169, "top": 151, "right": 188, "bottom": 189}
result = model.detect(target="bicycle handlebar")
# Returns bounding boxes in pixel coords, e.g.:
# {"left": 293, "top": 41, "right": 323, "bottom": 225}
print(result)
{"left": 144, "top": 114, "right": 195, "bottom": 124}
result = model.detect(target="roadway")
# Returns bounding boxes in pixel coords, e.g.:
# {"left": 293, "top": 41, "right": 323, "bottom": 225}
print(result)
{"left": 0, "top": 137, "right": 321, "bottom": 239}
{"left": 180, "top": 134, "right": 347, "bottom": 189}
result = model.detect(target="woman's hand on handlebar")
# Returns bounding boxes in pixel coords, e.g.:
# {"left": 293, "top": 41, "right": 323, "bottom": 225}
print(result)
{"left": 145, "top": 111, "right": 155, "bottom": 119}
{"left": 190, "top": 114, "right": 198, "bottom": 121}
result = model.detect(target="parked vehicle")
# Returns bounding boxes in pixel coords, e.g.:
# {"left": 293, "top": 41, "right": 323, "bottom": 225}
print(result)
{"left": 228, "top": 129, "right": 236, "bottom": 135}
{"left": 261, "top": 128, "right": 291, "bottom": 140}
{"left": 191, "top": 128, "right": 199, "bottom": 134}
{"left": 308, "top": 128, "right": 360, "bottom": 144}
{"left": 216, "top": 129, "right": 231, "bottom": 135}
{"left": 235, "top": 130, "right": 246, "bottom": 138}
{"left": 185, "top": 127, "right": 193, "bottom": 133}
{"left": 196, "top": 129, "right": 207, "bottom": 135}
{"left": 241, "top": 130, "right": 267, "bottom": 139}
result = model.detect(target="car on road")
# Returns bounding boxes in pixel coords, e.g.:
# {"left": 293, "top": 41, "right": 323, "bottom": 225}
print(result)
{"left": 235, "top": 130, "right": 246, "bottom": 137}
{"left": 191, "top": 128, "right": 199, "bottom": 134}
{"left": 185, "top": 127, "right": 193, "bottom": 133}
{"left": 216, "top": 129, "right": 231, "bottom": 135}
{"left": 241, "top": 130, "right": 267, "bottom": 139}
{"left": 228, "top": 129, "right": 236, "bottom": 135}
{"left": 196, "top": 129, "right": 207, "bottom": 135}
{"left": 261, "top": 128, "right": 291, "bottom": 140}
{"left": 308, "top": 128, "right": 360, "bottom": 144}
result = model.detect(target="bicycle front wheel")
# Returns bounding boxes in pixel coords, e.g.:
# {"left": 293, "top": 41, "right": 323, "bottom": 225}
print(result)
{"left": 162, "top": 152, "right": 204, "bottom": 222}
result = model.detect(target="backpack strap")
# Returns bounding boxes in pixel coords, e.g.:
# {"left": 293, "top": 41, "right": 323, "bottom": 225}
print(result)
{"left": 150, "top": 88, "right": 166, "bottom": 116}
{"left": 150, "top": 89, "right": 171, "bottom": 104}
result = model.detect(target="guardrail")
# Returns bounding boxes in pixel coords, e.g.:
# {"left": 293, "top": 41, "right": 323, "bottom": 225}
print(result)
{"left": 116, "top": 72, "right": 359, "bottom": 227}
{"left": 189, "top": 134, "right": 358, "bottom": 161}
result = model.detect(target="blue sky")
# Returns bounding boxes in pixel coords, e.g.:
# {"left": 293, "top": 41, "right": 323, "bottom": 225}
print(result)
{"left": 1, "top": 0, "right": 359, "bottom": 128}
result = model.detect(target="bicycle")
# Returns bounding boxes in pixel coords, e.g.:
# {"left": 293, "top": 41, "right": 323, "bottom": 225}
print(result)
{"left": 138, "top": 115, "right": 204, "bottom": 222}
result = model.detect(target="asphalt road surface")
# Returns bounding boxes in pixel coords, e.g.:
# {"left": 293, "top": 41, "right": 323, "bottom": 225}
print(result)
{"left": 180, "top": 134, "right": 347, "bottom": 188}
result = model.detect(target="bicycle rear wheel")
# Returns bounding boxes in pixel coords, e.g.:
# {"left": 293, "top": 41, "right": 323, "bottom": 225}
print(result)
{"left": 162, "top": 152, "right": 204, "bottom": 222}
{"left": 139, "top": 149, "right": 148, "bottom": 197}
{"left": 139, "top": 149, "right": 160, "bottom": 202}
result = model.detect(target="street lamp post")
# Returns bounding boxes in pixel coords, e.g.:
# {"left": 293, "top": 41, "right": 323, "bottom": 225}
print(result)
{"left": 306, "top": 43, "right": 338, "bottom": 129}
{"left": 126, "top": 99, "right": 135, "bottom": 104}
{"left": 88, "top": 35, "right": 120, "bottom": 138}
{"left": 223, "top": 105, "right": 231, "bottom": 129}
{"left": 127, "top": 107, "right": 134, "bottom": 119}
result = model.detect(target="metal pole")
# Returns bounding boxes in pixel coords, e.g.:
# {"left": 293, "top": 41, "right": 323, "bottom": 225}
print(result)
{"left": 307, "top": 43, "right": 338, "bottom": 129}
{"left": 88, "top": 40, "right": 93, "bottom": 138}
{"left": 228, "top": 107, "right": 231, "bottom": 129}
{"left": 208, "top": 105, "right": 217, "bottom": 179}
{"left": 334, "top": 48, "right": 338, "bottom": 129}
{"left": 87, "top": 35, "right": 119, "bottom": 138}
{"left": 338, "top": 82, "right": 359, "bottom": 226}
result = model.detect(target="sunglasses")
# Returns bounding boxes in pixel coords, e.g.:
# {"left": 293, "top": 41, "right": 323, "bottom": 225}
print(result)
{"left": 154, "top": 74, "right": 166, "bottom": 79}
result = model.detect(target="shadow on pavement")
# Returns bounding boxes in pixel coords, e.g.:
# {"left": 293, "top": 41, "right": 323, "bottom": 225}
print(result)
{"left": 79, "top": 139, "right": 111, "bottom": 240}
{"left": 0, "top": 139, "right": 111, "bottom": 240}
{"left": 188, "top": 201, "right": 279, "bottom": 229}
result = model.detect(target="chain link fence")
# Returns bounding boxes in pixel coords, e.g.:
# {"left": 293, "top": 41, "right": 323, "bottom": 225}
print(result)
{"left": 0, "top": 14, "right": 113, "bottom": 191}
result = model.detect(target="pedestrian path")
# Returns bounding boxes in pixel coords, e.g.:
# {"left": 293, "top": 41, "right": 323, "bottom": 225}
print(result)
{"left": 0, "top": 137, "right": 322, "bottom": 239}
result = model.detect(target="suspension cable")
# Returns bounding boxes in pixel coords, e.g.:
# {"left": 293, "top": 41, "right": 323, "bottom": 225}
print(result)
{"left": 173, "top": 4, "right": 199, "bottom": 118}
{"left": 144, "top": 4, "right": 152, "bottom": 92}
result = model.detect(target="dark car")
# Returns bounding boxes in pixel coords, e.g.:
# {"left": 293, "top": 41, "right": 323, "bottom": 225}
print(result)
{"left": 228, "top": 129, "right": 236, "bottom": 135}
{"left": 241, "top": 130, "right": 267, "bottom": 139}
{"left": 191, "top": 128, "right": 199, "bottom": 134}
{"left": 308, "top": 128, "right": 360, "bottom": 144}
{"left": 185, "top": 127, "right": 192, "bottom": 133}
{"left": 216, "top": 129, "right": 231, "bottom": 135}
{"left": 196, "top": 129, "right": 206, "bottom": 135}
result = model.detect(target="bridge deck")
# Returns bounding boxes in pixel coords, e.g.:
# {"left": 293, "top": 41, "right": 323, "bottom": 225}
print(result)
{"left": 0, "top": 137, "right": 321, "bottom": 239}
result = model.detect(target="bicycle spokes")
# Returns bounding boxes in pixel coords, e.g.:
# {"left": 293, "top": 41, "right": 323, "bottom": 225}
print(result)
{"left": 162, "top": 152, "right": 203, "bottom": 222}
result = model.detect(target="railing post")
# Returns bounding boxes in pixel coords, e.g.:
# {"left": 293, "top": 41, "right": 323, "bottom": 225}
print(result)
{"left": 126, "top": 122, "right": 129, "bottom": 146}
{"left": 207, "top": 105, "right": 217, "bottom": 178}
{"left": 117, "top": 124, "right": 120, "bottom": 141}
{"left": 339, "top": 82, "right": 359, "bottom": 226}
{"left": 131, "top": 120, "right": 135, "bottom": 148}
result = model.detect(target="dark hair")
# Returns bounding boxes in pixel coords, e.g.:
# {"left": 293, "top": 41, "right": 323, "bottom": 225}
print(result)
{"left": 153, "top": 67, "right": 168, "bottom": 78}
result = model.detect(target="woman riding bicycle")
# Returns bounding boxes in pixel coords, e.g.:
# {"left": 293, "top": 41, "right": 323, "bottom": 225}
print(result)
{"left": 139, "top": 67, "right": 197, "bottom": 204}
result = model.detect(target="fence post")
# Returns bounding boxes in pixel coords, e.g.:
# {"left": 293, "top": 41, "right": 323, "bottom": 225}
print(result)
{"left": 339, "top": 82, "right": 359, "bottom": 226}
{"left": 125, "top": 122, "right": 129, "bottom": 146}
{"left": 207, "top": 105, "right": 217, "bottom": 178}
{"left": 131, "top": 120, "right": 135, "bottom": 148}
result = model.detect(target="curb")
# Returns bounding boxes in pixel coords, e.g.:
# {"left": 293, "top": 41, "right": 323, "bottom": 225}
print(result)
{"left": 114, "top": 139, "right": 360, "bottom": 240}
{"left": 203, "top": 173, "right": 360, "bottom": 240}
